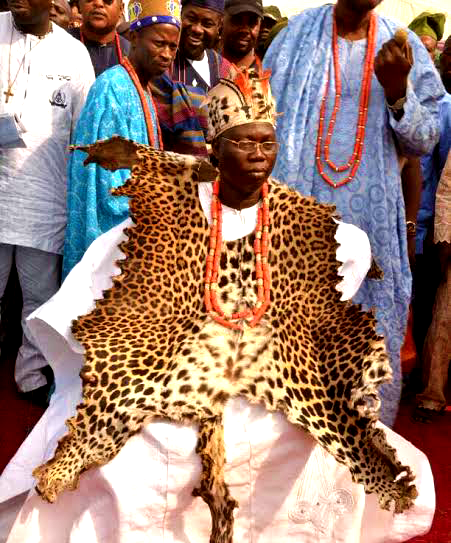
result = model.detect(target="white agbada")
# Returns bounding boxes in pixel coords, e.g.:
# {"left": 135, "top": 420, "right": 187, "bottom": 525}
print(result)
{"left": 0, "top": 12, "right": 95, "bottom": 254}
{"left": 0, "top": 185, "right": 434, "bottom": 542}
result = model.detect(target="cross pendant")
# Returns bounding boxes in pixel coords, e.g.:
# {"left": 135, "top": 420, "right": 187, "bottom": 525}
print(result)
{"left": 3, "top": 89, "right": 14, "bottom": 103}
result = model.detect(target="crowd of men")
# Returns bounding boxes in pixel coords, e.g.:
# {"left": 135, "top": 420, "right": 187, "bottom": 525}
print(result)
{"left": 0, "top": 0, "right": 282, "bottom": 414}
{"left": 0, "top": 0, "right": 450, "bottom": 419}
{"left": 0, "top": 0, "right": 280, "bottom": 406}
{"left": 0, "top": 0, "right": 450, "bottom": 540}
{"left": 2, "top": 0, "right": 448, "bottom": 421}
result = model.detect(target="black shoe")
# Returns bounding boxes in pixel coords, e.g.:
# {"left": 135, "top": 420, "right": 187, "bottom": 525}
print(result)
{"left": 20, "top": 383, "right": 52, "bottom": 408}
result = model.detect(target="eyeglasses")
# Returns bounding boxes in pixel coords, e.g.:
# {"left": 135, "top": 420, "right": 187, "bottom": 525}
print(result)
{"left": 222, "top": 137, "right": 280, "bottom": 154}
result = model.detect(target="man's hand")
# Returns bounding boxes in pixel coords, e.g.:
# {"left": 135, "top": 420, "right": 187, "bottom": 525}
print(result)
{"left": 374, "top": 38, "right": 412, "bottom": 105}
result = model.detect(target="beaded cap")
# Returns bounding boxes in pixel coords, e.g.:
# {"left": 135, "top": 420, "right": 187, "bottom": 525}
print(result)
{"left": 205, "top": 66, "right": 277, "bottom": 142}
{"left": 129, "top": 0, "right": 181, "bottom": 31}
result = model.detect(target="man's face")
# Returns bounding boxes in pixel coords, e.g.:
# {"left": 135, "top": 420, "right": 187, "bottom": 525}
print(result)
{"left": 8, "top": 0, "right": 52, "bottom": 24}
{"left": 78, "top": 0, "right": 122, "bottom": 36}
{"left": 440, "top": 41, "right": 451, "bottom": 93}
{"left": 420, "top": 35, "right": 437, "bottom": 62}
{"left": 131, "top": 23, "right": 179, "bottom": 78}
{"left": 214, "top": 122, "right": 277, "bottom": 195}
{"left": 258, "top": 16, "right": 275, "bottom": 47}
{"left": 223, "top": 11, "right": 261, "bottom": 57}
{"left": 49, "top": 0, "right": 71, "bottom": 28}
{"left": 180, "top": 4, "right": 221, "bottom": 61}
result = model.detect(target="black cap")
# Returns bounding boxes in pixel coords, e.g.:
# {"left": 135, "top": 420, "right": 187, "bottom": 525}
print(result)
{"left": 225, "top": 0, "right": 263, "bottom": 18}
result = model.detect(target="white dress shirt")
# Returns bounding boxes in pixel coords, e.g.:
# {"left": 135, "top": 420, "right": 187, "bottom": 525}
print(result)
{"left": 0, "top": 12, "right": 94, "bottom": 254}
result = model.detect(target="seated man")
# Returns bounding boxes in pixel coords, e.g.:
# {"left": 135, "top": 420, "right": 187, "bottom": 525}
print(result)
{"left": 63, "top": 0, "right": 209, "bottom": 278}
{"left": 0, "top": 69, "right": 434, "bottom": 543}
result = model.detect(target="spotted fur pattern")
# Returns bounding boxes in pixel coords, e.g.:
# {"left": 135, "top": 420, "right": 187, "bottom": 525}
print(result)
{"left": 33, "top": 138, "right": 417, "bottom": 542}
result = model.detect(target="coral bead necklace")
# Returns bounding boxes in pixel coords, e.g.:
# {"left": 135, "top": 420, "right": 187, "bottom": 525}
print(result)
{"left": 204, "top": 180, "right": 271, "bottom": 331}
{"left": 121, "top": 57, "right": 163, "bottom": 149}
{"left": 316, "top": 10, "right": 377, "bottom": 188}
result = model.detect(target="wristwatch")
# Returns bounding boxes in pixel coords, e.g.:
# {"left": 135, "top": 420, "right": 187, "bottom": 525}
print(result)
{"left": 387, "top": 95, "right": 407, "bottom": 111}
{"left": 406, "top": 221, "right": 417, "bottom": 237}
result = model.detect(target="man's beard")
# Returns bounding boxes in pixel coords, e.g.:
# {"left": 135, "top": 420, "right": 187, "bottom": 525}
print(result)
{"left": 183, "top": 40, "right": 205, "bottom": 60}
{"left": 228, "top": 37, "right": 254, "bottom": 58}
{"left": 180, "top": 29, "right": 207, "bottom": 60}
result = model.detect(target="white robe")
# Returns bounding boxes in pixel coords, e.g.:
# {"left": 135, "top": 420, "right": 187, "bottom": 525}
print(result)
{"left": 0, "top": 186, "right": 435, "bottom": 542}
{"left": 0, "top": 12, "right": 94, "bottom": 254}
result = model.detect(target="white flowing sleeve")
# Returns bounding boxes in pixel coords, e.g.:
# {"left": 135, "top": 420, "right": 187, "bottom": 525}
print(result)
{"left": 0, "top": 220, "right": 131, "bottom": 504}
{"left": 334, "top": 220, "right": 372, "bottom": 301}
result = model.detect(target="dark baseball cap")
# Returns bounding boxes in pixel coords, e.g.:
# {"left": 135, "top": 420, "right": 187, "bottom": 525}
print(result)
{"left": 225, "top": 0, "right": 264, "bottom": 18}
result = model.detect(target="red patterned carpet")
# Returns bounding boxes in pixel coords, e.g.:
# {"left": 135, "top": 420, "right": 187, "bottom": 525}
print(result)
{"left": 0, "top": 354, "right": 46, "bottom": 476}
{"left": 393, "top": 400, "right": 451, "bottom": 543}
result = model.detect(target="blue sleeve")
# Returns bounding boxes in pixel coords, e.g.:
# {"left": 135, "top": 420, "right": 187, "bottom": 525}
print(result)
{"left": 438, "top": 96, "right": 451, "bottom": 171}
{"left": 263, "top": 24, "right": 290, "bottom": 76}
{"left": 388, "top": 31, "right": 445, "bottom": 157}
{"left": 63, "top": 72, "right": 136, "bottom": 278}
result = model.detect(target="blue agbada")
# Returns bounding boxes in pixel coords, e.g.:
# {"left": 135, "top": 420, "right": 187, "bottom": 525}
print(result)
{"left": 63, "top": 65, "right": 208, "bottom": 280}
{"left": 264, "top": 5, "right": 444, "bottom": 426}
{"left": 63, "top": 65, "right": 160, "bottom": 280}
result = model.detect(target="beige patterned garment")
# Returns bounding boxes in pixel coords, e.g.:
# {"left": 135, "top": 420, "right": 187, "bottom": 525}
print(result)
{"left": 434, "top": 150, "right": 451, "bottom": 244}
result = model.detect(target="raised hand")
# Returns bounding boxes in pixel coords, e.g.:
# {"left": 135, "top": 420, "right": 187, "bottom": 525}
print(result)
{"left": 375, "top": 33, "right": 413, "bottom": 105}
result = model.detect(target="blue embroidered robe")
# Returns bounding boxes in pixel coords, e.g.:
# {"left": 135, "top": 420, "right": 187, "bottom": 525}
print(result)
{"left": 264, "top": 5, "right": 444, "bottom": 425}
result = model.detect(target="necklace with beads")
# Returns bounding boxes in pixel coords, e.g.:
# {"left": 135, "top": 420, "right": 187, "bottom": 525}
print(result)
{"left": 316, "top": 11, "right": 377, "bottom": 188}
{"left": 204, "top": 180, "right": 271, "bottom": 331}
{"left": 121, "top": 57, "right": 163, "bottom": 149}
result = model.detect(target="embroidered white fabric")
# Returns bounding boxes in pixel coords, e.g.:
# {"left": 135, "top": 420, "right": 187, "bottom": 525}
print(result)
{"left": 0, "top": 189, "right": 435, "bottom": 543}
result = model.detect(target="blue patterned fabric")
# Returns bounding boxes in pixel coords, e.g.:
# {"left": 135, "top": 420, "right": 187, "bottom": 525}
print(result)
{"left": 63, "top": 65, "right": 160, "bottom": 280}
{"left": 264, "top": 5, "right": 444, "bottom": 426}
{"left": 417, "top": 93, "right": 451, "bottom": 254}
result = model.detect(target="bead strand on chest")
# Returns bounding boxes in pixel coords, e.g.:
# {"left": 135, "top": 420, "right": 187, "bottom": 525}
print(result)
{"left": 204, "top": 180, "right": 271, "bottom": 330}
{"left": 316, "top": 11, "right": 377, "bottom": 188}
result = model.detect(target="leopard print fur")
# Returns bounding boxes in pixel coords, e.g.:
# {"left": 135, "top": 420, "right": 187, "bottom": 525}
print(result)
{"left": 33, "top": 137, "right": 417, "bottom": 543}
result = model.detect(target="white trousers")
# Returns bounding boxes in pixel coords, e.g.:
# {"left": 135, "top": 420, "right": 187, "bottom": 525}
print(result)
{"left": 0, "top": 244, "right": 61, "bottom": 392}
